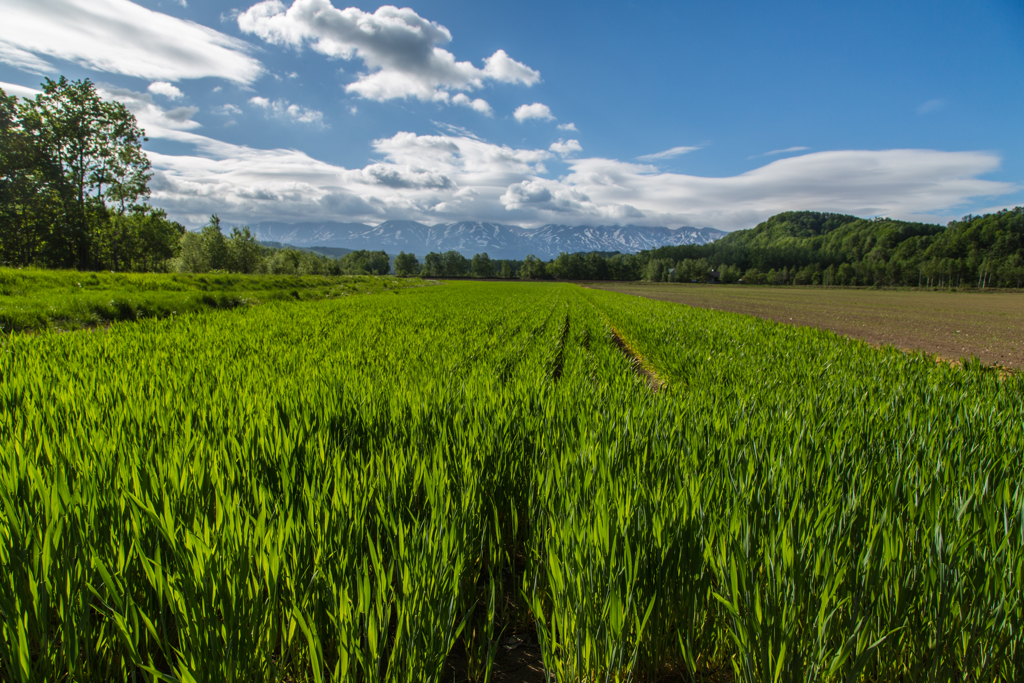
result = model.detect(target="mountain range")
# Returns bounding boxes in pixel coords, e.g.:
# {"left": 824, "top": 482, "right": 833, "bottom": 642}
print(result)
{"left": 251, "top": 220, "right": 726, "bottom": 261}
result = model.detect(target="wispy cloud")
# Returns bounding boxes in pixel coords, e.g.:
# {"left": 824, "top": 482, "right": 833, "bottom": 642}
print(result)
{"left": 432, "top": 121, "right": 484, "bottom": 141}
{"left": 0, "top": 0, "right": 263, "bottom": 84}
{"left": 98, "top": 84, "right": 201, "bottom": 132}
{"left": 637, "top": 145, "right": 700, "bottom": 161}
{"left": 917, "top": 98, "right": 945, "bottom": 115}
{"left": 0, "top": 43, "right": 54, "bottom": 75}
{"left": 749, "top": 146, "right": 809, "bottom": 159}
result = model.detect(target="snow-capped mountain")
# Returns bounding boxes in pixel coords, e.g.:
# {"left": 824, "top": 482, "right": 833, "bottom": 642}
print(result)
{"left": 251, "top": 220, "right": 725, "bottom": 260}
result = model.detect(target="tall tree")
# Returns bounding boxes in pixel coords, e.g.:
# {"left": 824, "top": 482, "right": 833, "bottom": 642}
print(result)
{"left": 470, "top": 252, "right": 493, "bottom": 277}
{"left": 18, "top": 77, "right": 151, "bottom": 268}
{"left": 394, "top": 251, "right": 419, "bottom": 276}
{"left": 0, "top": 89, "right": 59, "bottom": 266}
{"left": 227, "top": 226, "right": 263, "bottom": 274}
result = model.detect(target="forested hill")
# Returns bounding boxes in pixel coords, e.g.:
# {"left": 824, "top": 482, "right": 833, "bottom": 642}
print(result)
{"left": 639, "top": 208, "right": 1024, "bottom": 287}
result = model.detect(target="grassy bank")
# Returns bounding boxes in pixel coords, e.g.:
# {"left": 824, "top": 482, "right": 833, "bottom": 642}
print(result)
{"left": 0, "top": 268, "right": 427, "bottom": 332}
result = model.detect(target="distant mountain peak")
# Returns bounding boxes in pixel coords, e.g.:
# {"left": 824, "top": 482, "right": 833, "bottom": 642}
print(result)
{"left": 250, "top": 220, "right": 725, "bottom": 260}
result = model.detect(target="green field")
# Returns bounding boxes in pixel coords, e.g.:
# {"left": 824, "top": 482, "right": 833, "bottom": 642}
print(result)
{"left": 0, "top": 268, "right": 426, "bottom": 333}
{"left": 1, "top": 281, "right": 1022, "bottom": 682}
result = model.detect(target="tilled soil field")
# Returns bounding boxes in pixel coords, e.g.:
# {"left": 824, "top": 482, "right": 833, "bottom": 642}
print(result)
{"left": 586, "top": 283, "right": 1024, "bottom": 371}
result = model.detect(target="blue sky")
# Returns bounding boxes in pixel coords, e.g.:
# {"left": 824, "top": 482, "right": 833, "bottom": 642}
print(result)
{"left": 1, "top": 0, "right": 1022, "bottom": 231}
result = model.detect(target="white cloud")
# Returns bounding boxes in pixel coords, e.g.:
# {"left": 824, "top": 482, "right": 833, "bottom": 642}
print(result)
{"left": 749, "top": 146, "right": 809, "bottom": 159}
{"left": 432, "top": 121, "right": 483, "bottom": 141}
{"left": 557, "top": 122, "right": 578, "bottom": 132}
{"left": 144, "top": 128, "right": 552, "bottom": 226}
{"left": 0, "top": 80, "right": 41, "bottom": 99}
{"left": 549, "top": 149, "right": 1015, "bottom": 229}
{"left": 213, "top": 103, "right": 243, "bottom": 116}
{"left": 139, "top": 121, "right": 1015, "bottom": 233}
{"left": 238, "top": 0, "right": 539, "bottom": 103}
{"left": 451, "top": 93, "right": 493, "bottom": 116}
{"left": 514, "top": 102, "right": 554, "bottom": 122}
{"left": 637, "top": 145, "right": 700, "bottom": 161}
{"left": 0, "top": 43, "right": 54, "bottom": 75}
{"left": 97, "top": 84, "right": 201, "bottom": 132}
{"left": 0, "top": 0, "right": 263, "bottom": 84}
{"left": 148, "top": 81, "right": 184, "bottom": 100}
{"left": 249, "top": 96, "right": 325, "bottom": 127}
{"left": 549, "top": 139, "right": 582, "bottom": 157}
{"left": 917, "top": 98, "right": 945, "bottom": 115}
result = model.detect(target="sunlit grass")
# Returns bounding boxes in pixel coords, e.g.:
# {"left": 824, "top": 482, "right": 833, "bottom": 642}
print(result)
{"left": 1, "top": 281, "right": 1020, "bottom": 682}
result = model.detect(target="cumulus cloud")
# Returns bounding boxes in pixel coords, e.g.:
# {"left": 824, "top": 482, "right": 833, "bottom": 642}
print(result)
{"left": 557, "top": 122, "right": 578, "bottom": 132}
{"left": 514, "top": 102, "right": 554, "bottom": 122}
{"left": 237, "top": 0, "right": 539, "bottom": 103}
{"left": 451, "top": 93, "right": 493, "bottom": 116}
{"left": 549, "top": 139, "right": 582, "bottom": 157}
{"left": 148, "top": 81, "right": 184, "bottom": 99}
{"left": 143, "top": 128, "right": 555, "bottom": 226}
{"left": 249, "top": 96, "right": 325, "bottom": 127}
{"left": 0, "top": 0, "right": 263, "bottom": 84}
{"left": 637, "top": 145, "right": 700, "bottom": 161}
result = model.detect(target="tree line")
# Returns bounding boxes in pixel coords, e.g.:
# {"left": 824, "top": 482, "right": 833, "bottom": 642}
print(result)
{"left": 635, "top": 209, "right": 1024, "bottom": 288}
{"left": 413, "top": 209, "right": 1023, "bottom": 289}
{"left": 391, "top": 250, "right": 644, "bottom": 280}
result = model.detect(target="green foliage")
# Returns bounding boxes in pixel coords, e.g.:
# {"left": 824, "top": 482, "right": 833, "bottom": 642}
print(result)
{"left": 470, "top": 252, "right": 493, "bottom": 277}
{"left": 0, "top": 282, "right": 1020, "bottom": 682}
{"left": 7, "top": 77, "right": 152, "bottom": 269}
{"left": 227, "top": 225, "right": 263, "bottom": 274}
{"left": 337, "top": 249, "right": 390, "bottom": 275}
{"left": 393, "top": 251, "right": 419, "bottom": 276}
{"left": 518, "top": 254, "right": 548, "bottom": 279}
{"left": 420, "top": 250, "right": 469, "bottom": 277}
{"left": 170, "top": 216, "right": 358, "bottom": 277}
{"left": 641, "top": 208, "right": 1024, "bottom": 288}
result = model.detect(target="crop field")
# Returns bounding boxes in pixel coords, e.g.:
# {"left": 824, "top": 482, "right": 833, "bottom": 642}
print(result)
{"left": 0, "top": 268, "right": 424, "bottom": 333}
{"left": 1, "top": 281, "right": 1022, "bottom": 682}
{"left": 586, "top": 282, "right": 1024, "bottom": 372}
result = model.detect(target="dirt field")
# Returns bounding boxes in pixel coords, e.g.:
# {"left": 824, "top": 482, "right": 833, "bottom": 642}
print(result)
{"left": 586, "top": 283, "right": 1024, "bottom": 371}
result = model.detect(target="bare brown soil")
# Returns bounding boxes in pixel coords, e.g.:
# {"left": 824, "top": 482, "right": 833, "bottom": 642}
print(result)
{"left": 587, "top": 283, "right": 1024, "bottom": 371}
